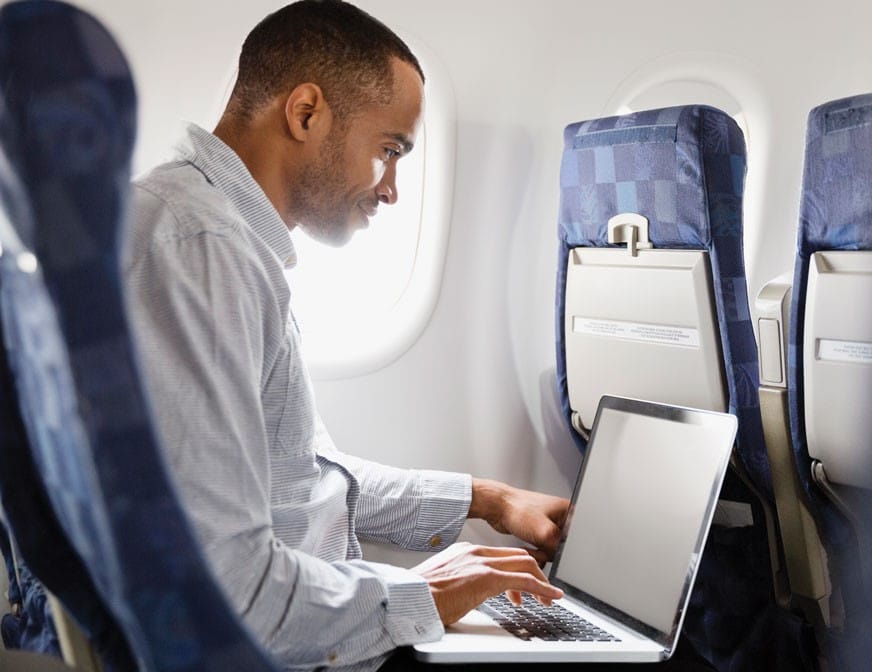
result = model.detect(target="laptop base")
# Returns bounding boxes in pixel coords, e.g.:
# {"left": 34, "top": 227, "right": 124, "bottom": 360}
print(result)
{"left": 413, "top": 601, "right": 665, "bottom": 664}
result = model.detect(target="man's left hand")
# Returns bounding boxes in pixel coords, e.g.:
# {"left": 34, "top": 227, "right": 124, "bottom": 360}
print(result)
{"left": 468, "top": 478, "right": 570, "bottom": 564}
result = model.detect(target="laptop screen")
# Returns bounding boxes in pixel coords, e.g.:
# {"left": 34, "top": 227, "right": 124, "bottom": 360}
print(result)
{"left": 550, "top": 396, "right": 735, "bottom": 647}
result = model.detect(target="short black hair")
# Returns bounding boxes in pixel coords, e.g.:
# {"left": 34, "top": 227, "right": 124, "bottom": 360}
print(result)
{"left": 228, "top": 0, "right": 424, "bottom": 122}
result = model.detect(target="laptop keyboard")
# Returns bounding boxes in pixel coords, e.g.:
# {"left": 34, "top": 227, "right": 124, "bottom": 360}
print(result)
{"left": 478, "top": 594, "right": 621, "bottom": 642}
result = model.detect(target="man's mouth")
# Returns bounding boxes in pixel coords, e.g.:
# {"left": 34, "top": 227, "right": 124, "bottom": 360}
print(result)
{"left": 359, "top": 203, "right": 378, "bottom": 219}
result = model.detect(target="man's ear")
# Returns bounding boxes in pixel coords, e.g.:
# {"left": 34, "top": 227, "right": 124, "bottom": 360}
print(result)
{"left": 284, "top": 83, "right": 332, "bottom": 141}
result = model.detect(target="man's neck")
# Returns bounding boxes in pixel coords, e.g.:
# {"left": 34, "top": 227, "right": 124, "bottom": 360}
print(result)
{"left": 213, "top": 112, "right": 296, "bottom": 230}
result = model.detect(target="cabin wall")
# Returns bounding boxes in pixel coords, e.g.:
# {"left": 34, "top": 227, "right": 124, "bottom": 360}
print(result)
{"left": 76, "top": 0, "right": 872, "bottom": 562}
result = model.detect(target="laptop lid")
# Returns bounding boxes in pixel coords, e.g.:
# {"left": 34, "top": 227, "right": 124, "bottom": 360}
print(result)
{"left": 413, "top": 395, "right": 735, "bottom": 664}
{"left": 549, "top": 395, "right": 736, "bottom": 655}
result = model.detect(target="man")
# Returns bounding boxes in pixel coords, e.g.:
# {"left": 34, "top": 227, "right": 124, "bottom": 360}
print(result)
{"left": 125, "top": 2, "right": 569, "bottom": 670}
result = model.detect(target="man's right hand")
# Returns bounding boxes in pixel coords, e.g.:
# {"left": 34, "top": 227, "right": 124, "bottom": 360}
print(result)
{"left": 410, "top": 542, "right": 564, "bottom": 625}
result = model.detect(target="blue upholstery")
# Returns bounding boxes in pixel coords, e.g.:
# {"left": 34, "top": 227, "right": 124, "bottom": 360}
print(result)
{"left": 789, "top": 93, "right": 872, "bottom": 670}
{"left": 0, "top": 138, "right": 131, "bottom": 669}
{"left": 555, "top": 105, "right": 795, "bottom": 671}
{"left": 0, "top": 2, "right": 282, "bottom": 670}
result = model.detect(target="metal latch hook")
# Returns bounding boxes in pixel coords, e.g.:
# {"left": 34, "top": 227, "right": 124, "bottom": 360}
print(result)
{"left": 607, "top": 213, "right": 653, "bottom": 256}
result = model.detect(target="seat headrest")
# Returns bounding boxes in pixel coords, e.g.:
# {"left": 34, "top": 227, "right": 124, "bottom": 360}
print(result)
{"left": 799, "top": 93, "right": 872, "bottom": 256}
{"left": 559, "top": 104, "right": 746, "bottom": 252}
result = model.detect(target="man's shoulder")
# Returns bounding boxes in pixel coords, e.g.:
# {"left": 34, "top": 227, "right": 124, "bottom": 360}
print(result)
{"left": 134, "top": 160, "right": 224, "bottom": 212}
{"left": 132, "top": 159, "right": 241, "bottom": 239}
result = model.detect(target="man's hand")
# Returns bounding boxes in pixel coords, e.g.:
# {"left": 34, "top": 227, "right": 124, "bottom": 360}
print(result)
{"left": 411, "top": 542, "right": 564, "bottom": 625}
{"left": 468, "top": 478, "right": 570, "bottom": 564}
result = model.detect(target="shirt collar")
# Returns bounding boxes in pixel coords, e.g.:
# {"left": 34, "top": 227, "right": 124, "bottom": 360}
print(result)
{"left": 176, "top": 123, "right": 297, "bottom": 269}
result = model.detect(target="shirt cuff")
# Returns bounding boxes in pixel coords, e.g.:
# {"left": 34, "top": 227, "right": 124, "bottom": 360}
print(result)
{"left": 409, "top": 470, "right": 472, "bottom": 552}
{"left": 376, "top": 561, "right": 445, "bottom": 646}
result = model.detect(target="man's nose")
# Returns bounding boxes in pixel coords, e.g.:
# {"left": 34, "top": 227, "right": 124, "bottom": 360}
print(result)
{"left": 376, "top": 163, "right": 398, "bottom": 205}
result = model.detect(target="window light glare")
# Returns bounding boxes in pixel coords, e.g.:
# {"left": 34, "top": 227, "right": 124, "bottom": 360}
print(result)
{"left": 288, "top": 135, "right": 424, "bottom": 331}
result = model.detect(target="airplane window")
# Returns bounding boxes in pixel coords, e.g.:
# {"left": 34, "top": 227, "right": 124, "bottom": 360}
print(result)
{"left": 286, "top": 41, "right": 455, "bottom": 380}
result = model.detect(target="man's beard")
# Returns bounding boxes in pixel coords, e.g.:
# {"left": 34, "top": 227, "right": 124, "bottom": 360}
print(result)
{"left": 290, "top": 130, "right": 355, "bottom": 247}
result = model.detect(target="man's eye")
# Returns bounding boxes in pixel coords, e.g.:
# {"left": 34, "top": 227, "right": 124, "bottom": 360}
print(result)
{"left": 384, "top": 148, "right": 399, "bottom": 161}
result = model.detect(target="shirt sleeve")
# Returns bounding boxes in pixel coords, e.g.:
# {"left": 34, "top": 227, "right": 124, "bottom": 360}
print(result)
{"left": 125, "top": 185, "right": 446, "bottom": 670}
{"left": 315, "top": 423, "right": 472, "bottom": 552}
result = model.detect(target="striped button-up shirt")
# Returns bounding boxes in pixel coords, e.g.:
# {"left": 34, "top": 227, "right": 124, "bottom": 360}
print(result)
{"left": 124, "top": 124, "right": 472, "bottom": 671}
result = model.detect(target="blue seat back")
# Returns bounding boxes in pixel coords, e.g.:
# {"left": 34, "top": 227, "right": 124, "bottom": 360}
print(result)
{"left": 0, "top": 297, "right": 130, "bottom": 668}
{"left": 557, "top": 106, "right": 768, "bottom": 484}
{"left": 789, "top": 93, "right": 872, "bottom": 670}
{"left": 555, "top": 105, "right": 785, "bottom": 671}
{"left": 0, "top": 2, "right": 281, "bottom": 670}
{"left": 790, "top": 93, "right": 872, "bottom": 500}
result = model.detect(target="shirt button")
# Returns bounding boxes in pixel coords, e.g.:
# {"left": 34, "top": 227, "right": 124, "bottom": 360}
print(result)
{"left": 328, "top": 652, "right": 338, "bottom": 664}
{"left": 429, "top": 534, "right": 442, "bottom": 548}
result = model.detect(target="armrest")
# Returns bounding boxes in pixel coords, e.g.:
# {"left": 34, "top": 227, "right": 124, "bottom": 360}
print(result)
{"left": 755, "top": 273, "right": 792, "bottom": 389}
{"left": 755, "top": 274, "right": 831, "bottom": 629}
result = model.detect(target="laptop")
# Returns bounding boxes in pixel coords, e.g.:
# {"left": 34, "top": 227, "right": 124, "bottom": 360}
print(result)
{"left": 413, "top": 394, "right": 736, "bottom": 664}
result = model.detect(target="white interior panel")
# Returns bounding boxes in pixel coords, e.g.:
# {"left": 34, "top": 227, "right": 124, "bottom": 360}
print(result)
{"left": 565, "top": 248, "right": 728, "bottom": 432}
{"left": 804, "top": 251, "right": 872, "bottom": 490}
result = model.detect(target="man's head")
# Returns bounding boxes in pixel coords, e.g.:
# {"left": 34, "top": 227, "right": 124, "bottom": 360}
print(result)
{"left": 229, "top": 0, "right": 423, "bottom": 123}
{"left": 217, "top": 0, "right": 425, "bottom": 245}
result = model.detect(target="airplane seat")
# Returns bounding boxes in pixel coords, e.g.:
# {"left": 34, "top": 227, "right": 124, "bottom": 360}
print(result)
{"left": 784, "top": 92, "right": 872, "bottom": 671}
{"left": 555, "top": 104, "right": 816, "bottom": 672}
{"left": 0, "top": 283, "right": 129, "bottom": 672}
{"left": 0, "top": 1, "right": 281, "bottom": 670}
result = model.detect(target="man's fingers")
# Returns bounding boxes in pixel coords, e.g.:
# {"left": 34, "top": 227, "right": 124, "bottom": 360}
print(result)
{"left": 478, "top": 553, "right": 550, "bottom": 583}
{"left": 465, "top": 544, "right": 537, "bottom": 559}
{"left": 420, "top": 542, "right": 565, "bottom": 625}
{"left": 526, "top": 547, "right": 550, "bottom": 567}
{"left": 505, "top": 589, "right": 523, "bottom": 606}
{"left": 413, "top": 542, "right": 533, "bottom": 574}
{"left": 450, "top": 544, "right": 556, "bottom": 590}
{"left": 492, "top": 569, "right": 563, "bottom": 603}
